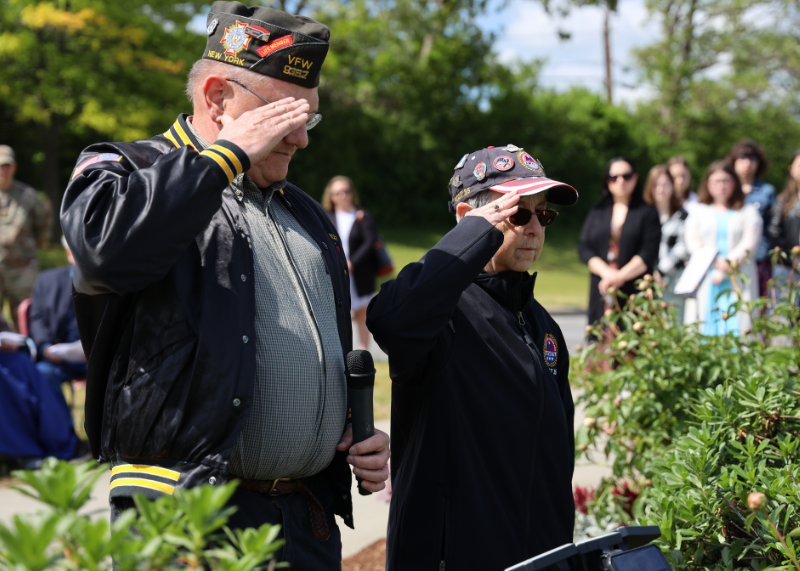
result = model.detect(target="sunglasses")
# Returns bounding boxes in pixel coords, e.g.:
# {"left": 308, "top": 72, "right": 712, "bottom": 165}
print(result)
{"left": 607, "top": 172, "right": 635, "bottom": 182}
{"left": 226, "top": 78, "right": 322, "bottom": 130}
{"left": 509, "top": 207, "right": 558, "bottom": 227}
{"left": 738, "top": 154, "right": 758, "bottom": 162}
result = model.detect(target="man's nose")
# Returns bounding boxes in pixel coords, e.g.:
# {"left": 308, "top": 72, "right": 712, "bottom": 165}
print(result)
{"left": 284, "top": 122, "right": 309, "bottom": 149}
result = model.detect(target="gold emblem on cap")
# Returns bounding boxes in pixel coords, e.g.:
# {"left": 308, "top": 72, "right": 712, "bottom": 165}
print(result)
{"left": 221, "top": 21, "right": 252, "bottom": 57}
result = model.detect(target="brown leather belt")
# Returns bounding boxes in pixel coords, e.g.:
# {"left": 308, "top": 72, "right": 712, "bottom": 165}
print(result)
{"left": 237, "top": 477, "right": 330, "bottom": 542}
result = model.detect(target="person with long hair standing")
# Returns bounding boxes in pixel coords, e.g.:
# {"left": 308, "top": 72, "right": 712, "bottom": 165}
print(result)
{"left": 321, "top": 176, "right": 380, "bottom": 350}
{"left": 642, "top": 165, "right": 690, "bottom": 316}
{"left": 768, "top": 150, "right": 800, "bottom": 305}
{"left": 579, "top": 157, "right": 661, "bottom": 328}
{"left": 667, "top": 155, "right": 697, "bottom": 207}
{"left": 726, "top": 139, "right": 776, "bottom": 298}
{"left": 685, "top": 161, "right": 762, "bottom": 335}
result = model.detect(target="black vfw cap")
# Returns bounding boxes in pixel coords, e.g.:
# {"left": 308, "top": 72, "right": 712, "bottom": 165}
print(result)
{"left": 448, "top": 145, "right": 579, "bottom": 212}
{"left": 203, "top": 1, "right": 330, "bottom": 88}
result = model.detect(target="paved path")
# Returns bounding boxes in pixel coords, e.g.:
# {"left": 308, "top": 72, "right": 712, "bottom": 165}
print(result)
{"left": 0, "top": 313, "right": 606, "bottom": 557}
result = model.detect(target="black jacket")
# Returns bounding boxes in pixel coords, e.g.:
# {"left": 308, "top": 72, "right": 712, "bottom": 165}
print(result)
{"left": 60, "top": 117, "right": 355, "bottom": 526}
{"left": 326, "top": 209, "right": 379, "bottom": 297}
{"left": 578, "top": 200, "right": 661, "bottom": 326}
{"left": 367, "top": 217, "right": 575, "bottom": 571}
{"left": 768, "top": 195, "right": 800, "bottom": 255}
{"left": 29, "top": 265, "right": 80, "bottom": 357}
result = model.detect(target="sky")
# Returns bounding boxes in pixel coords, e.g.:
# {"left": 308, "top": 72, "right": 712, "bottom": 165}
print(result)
{"left": 190, "top": 0, "right": 661, "bottom": 103}
{"left": 488, "top": 0, "right": 660, "bottom": 103}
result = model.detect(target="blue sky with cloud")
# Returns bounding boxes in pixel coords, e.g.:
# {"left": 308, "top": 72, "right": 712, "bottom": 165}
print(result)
{"left": 487, "top": 0, "right": 660, "bottom": 103}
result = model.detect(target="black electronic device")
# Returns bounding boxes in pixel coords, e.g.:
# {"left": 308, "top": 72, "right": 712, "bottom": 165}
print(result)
{"left": 346, "top": 349, "right": 376, "bottom": 496}
{"left": 505, "top": 526, "right": 670, "bottom": 571}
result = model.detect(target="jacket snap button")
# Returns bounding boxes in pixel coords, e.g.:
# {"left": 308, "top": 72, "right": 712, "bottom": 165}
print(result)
{"left": 242, "top": 335, "right": 249, "bottom": 344}
{"left": 241, "top": 274, "right": 247, "bottom": 282}
{"left": 233, "top": 398, "right": 241, "bottom": 407}
{"left": 235, "top": 223, "right": 241, "bottom": 231}
{"left": 209, "top": 476, "right": 217, "bottom": 485}
{"left": 321, "top": 242, "right": 328, "bottom": 250}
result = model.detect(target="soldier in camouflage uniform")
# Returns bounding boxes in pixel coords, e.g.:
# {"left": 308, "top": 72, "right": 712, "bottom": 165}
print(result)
{"left": 0, "top": 145, "right": 52, "bottom": 331}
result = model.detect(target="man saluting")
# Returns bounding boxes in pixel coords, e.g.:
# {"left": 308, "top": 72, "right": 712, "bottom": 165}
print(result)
{"left": 61, "top": 3, "right": 389, "bottom": 568}
{"left": 368, "top": 146, "right": 578, "bottom": 570}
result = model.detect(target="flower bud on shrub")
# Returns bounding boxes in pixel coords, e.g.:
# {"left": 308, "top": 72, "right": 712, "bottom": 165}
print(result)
{"left": 650, "top": 341, "right": 657, "bottom": 348}
{"left": 792, "top": 245, "right": 800, "bottom": 257}
{"left": 722, "top": 312, "right": 729, "bottom": 320}
{"left": 608, "top": 286, "right": 616, "bottom": 294}
{"left": 629, "top": 294, "right": 636, "bottom": 301}
{"left": 637, "top": 281, "right": 647, "bottom": 291}
{"left": 585, "top": 324, "right": 592, "bottom": 333}
{"left": 584, "top": 417, "right": 596, "bottom": 428}
{"left": 577, "top": 443, "right": 588, "bottom": 452}
{"left": 661, "top": 302, "right": 668, "bottom": 310}
{"left": 774, "top": 246, "right": 782, "bottom": 253}
{"left": 633, "top": 322, "right": 643, "bottom": 333}
{"left": 646, "top": 288, "right": 654, "bottom": 300}
{"left": 644, "top": 274, "right": 653, "bottom": 282}
{"left": 617, "top": 340, "right": 628, "bottom": 351}
{"left": 604, "top": 308, "right": 613, "bottom": 317}
{"left": 575, "top": 344, "right": 583, "bottom": 352}
{"left": 614, "top": 397, "right": 622, "bottom": 407}
{"left": 747, "top": 492, "right": 766, "bottom": 510}
{"left": 745, "top": 328, "right": 752, "bottom": 335}
{"left": 730, "top": 259, "right": 740, "bottom": 271}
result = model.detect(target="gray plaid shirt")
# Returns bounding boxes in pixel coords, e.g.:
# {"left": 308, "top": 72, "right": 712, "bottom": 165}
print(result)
{"left": 187, "top": 121, "right": 346, "bottom": 481}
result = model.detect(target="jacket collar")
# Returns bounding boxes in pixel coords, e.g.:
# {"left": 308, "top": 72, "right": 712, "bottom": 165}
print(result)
{"left": 473, "top": 270, "right": 537, "bottom": 315}
{"left": 163, "top": 114, "right": 202, "bottom": 151}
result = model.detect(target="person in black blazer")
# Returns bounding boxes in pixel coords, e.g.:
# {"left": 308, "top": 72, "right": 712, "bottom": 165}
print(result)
{"left": 579, "top": 157, "right": 661, "bottom": 328}
{"left": 322, "top": 176, "right": 381, "bottom": 350}
{"left": 29, "top": 238, "right": 87, "bottom": 402}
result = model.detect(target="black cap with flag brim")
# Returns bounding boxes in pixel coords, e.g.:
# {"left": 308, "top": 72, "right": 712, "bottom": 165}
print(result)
{"left": 203, "top": 1, "right": 329, "bottom": 88}
{"left": 448, "top": 145, "right": 578, "bottom": 212}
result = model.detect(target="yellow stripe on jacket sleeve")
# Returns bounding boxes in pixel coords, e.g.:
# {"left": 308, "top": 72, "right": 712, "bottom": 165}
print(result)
{"left": 111, "top": 464, "right": 181, "bottom": 481}
{"left": 211, "top": 145, "right": 243, "bottom": 175}
{"left": 200, "top": 149, "right": 235, "bottom": 183}
{"left": 109, "top": 478, "right": 176, "bottom": 495}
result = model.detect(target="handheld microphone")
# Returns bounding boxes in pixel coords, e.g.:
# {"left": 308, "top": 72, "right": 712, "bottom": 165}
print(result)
{"left": 346, "top": 349, "right": 376, "bottom": 496}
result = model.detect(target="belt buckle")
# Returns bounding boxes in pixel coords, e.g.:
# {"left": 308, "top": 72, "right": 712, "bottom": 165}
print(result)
{"left": 269, "top": 477, "right": 291, "bottom": 496}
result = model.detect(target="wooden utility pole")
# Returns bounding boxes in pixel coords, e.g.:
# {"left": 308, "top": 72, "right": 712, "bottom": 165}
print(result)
{"left": 604, "top": 2, "right": 613, "bottom": 104}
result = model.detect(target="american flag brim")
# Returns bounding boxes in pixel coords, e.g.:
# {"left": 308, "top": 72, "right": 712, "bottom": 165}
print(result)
{"left": 489, "top": 178, "right": 578, "bottom": 205}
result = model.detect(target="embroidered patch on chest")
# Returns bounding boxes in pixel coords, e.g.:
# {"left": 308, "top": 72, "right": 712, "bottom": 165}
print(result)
{"left": 543, "top": 334, "right": 558, "bottom": 368}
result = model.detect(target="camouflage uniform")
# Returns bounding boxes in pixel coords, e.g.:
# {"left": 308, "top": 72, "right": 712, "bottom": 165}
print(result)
{"left": 0, "top": 179, "right": 52, "bottom": 328}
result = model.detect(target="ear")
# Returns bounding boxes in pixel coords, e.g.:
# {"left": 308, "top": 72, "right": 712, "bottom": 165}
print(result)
{"left": 456, "top": 201, "right": 473, "bottom": 221}
{"left": 202, "top": 76, "right": 232, "bottom": 125}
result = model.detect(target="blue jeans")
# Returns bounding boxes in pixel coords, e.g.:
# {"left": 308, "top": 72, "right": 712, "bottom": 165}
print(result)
{"left": 36, "top": 360, "right": 87, "bottom": 425}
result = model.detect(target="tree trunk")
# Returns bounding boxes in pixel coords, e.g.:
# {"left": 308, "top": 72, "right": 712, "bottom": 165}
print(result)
{"left": 604, "top": 3, "right": 613, "bottom": 104}
{"left": 39, "top": 116, "right": 63, "bottom": 243}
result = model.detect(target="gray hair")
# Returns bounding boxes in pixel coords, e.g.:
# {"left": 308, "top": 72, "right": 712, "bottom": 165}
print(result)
{"left": 185, "top": 59, "right": 273, "bottom": 106}
{"left": 456, "top": 190, "right": 502, "bottom": 222}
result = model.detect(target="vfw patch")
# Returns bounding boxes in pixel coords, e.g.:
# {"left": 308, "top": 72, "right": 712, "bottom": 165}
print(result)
{"left": 543, "top": 334, "right": 558, "bottom": 368}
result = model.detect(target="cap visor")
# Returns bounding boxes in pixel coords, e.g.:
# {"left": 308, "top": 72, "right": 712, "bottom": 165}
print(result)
{"left": 489, "top": 178, "right": 578, "bottom": 206}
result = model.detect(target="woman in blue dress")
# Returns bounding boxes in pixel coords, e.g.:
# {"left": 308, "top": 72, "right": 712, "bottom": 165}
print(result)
{"left": 685, "top": 161, "right": 763, "bottom": 335}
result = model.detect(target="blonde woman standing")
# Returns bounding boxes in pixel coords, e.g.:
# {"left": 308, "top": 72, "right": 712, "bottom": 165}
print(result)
{"left": 321, "top": 176, "right": 380, "bottom": 350}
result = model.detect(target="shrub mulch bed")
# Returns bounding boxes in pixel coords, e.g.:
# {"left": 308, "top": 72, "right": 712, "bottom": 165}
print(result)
{"left": 342, "top": 538, "right": 386, "bottom": 571}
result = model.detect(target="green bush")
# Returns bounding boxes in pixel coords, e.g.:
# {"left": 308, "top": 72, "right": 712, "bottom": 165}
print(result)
{"left": 640, "top": 375, "right": 800, "bottom": 570}
{"left": 572, "top": 251, "right": 800, "bottom": 568}
{"left": 0, "top": 459, "right": 284, "bottom": 570}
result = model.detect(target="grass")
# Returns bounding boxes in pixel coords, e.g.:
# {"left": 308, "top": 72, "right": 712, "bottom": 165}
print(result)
{"left": 380, "top": 224, "right": 589, "bottom": 310}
